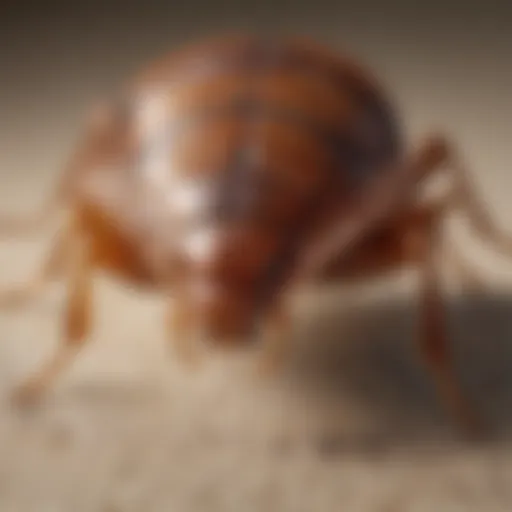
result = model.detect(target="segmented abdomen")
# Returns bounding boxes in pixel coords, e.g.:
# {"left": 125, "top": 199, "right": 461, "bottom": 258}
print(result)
{"left": 130, "top": 35, "right": 402, "bottom": 308}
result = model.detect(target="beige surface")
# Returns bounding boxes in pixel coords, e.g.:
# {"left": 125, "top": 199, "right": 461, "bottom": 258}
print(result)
{"left": 1, "top": 3, "right": 512, "bottom": 510}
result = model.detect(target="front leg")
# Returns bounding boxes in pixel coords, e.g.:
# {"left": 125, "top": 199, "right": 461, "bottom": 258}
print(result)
{"left": 316, "top": 196, "right": 488, "bottom": 293}
{"left": 12, "top": 222, "right": 93, "bottom": 407}
{"left": 297, "top": 134, "right": 512, "bottom": 283}
{"left": 295, "top": 136, "right": 452, "bottom": 281}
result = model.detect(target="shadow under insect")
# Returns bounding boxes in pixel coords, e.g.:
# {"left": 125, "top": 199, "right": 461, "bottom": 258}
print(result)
{"left": 282, "top": 290, "right": 512, "bottom": 451}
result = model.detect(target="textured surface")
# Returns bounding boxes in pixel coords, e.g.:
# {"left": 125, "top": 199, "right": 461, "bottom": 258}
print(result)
{"left": 1, "top": 2, "right": 512, "bottom": 510}
{"left": 1, "top": 284, "right": 512, "bottom": 511}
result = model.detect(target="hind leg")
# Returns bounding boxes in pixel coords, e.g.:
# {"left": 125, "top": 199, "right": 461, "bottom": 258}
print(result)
{"left": 417, "top": 217, "right": 484, "bottom": 436}
{"left": 11, "top": 223, "right": 93, "bottom": 407}
{"left": 0, "top": 227, "right": 70, "bottom": 310}
{"left": 315, "top": 199, "right": 483, "bottom": 435}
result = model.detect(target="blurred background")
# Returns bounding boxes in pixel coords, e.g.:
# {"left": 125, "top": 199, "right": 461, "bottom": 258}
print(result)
{"left": 1, "top": 0, "right": 512, "bottom": 510}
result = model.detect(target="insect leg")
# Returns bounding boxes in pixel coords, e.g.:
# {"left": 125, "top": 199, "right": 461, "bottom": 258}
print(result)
{"left": 0, "top": 99, "right": 128, "bottom": 239}
{"left": 295, "top": 136, "right": 452, "bottom": 282}
{"left": 314, "top": 195, "right": 488, "bottom": 293}
{"left": 442, "top": 147, "right": 512, "bottom": 259}
{"left": 11, "top": 221, "right": 93, "bottom": 407}
{"left": 295, "top": 134, "right": 506, "bottom": 288}
{"left": 298, "top": 191, "right": 486, "bottom": 435}
{"left": 417, "top": 213, "right": 485, "bottom": 437}
{"left": 311, "top": 201, "right": 440, "bottom": 284}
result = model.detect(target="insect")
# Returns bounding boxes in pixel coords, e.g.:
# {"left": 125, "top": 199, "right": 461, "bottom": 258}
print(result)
{"left": 1, "top": 34, "right": 510, "bottom": 435}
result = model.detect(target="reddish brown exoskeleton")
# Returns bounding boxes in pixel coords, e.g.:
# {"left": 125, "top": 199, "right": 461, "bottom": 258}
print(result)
{"left": 1, "top": 34, "right": 510, "bottom": 435}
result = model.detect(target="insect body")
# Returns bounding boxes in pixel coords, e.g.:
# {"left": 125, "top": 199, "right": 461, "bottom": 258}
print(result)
{"left": 1, "top": 34, "right": 510, "bottom": 435}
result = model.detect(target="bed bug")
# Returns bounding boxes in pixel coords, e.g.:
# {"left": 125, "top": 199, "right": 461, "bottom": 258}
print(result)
{"left": 1, "top": 34, "right": 510, "bottom": 435}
